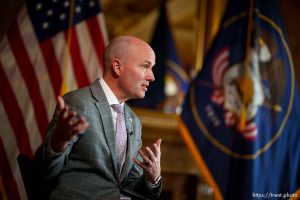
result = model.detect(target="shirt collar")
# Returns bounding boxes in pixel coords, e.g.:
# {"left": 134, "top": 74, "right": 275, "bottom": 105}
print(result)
{"left": 99, "top": 78, "right": 124, "bottom": 106}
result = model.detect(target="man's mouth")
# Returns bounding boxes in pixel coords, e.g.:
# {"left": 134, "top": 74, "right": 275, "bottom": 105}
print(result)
{"left": 141, "top": 84, "right": 149, "bottom": 91}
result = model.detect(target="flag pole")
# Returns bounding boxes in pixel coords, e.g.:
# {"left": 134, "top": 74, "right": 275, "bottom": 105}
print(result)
{"left": 237, "top": 0, "right": 254, "bottom": 131}
{"left": 60, "top": 0, "right": 75, "bottom": 95}
{"left": 0, "top": 175, "right": 8, "bottom": 200}
{"left": 194, "top": 0, "right": 207, "bottom": 74}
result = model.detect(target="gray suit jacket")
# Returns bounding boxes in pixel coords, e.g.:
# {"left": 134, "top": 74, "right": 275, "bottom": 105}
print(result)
{"left": 38, "top": 79, "right": 161, "bottom": 200}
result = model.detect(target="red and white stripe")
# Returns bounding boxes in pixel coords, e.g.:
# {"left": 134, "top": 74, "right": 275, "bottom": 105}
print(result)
{"left": 212, "top": 47, "right": 229, "bottom": 87}
{"left": 0, "top": 101, "right": 27, "bottom": 200}
{"left": 211, "top": 89, "right": 225, "bottom": 105}
{"left": 224, "top": 110, "right": 237, "bottom": 126}
{"left": 241, "top": 120, "right": 258, "bottom": 140}
{"left": 18, "top": 11, "right": 56, "bottom": 121}
{"left": 0, "top": 4, "right": 108, "bottom": 200}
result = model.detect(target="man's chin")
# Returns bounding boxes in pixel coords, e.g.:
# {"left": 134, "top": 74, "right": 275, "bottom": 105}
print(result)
{"left": 132, "top": 93, "right": 146, "bottom": 99}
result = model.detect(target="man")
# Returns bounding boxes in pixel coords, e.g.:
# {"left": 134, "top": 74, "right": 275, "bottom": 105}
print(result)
{"left": 35, "top": 36, "right": 162, "bottom": 199}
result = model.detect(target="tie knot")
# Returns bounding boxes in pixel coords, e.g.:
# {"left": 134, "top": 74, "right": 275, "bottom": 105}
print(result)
{"left": 111, "top": 104, "right": 123, "bottom": 114}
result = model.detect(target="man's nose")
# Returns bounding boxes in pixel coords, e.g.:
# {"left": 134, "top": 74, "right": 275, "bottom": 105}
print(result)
{"left": 147, "top": 70, "right": 155, "bottom": 82}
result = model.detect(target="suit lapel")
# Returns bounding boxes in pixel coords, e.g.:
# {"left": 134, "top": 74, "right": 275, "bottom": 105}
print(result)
{"left": 120, "top": 105, "right": 136, "bottom": 181}
{"left": 90, "top": 79, "right": 118, "bottom": 177}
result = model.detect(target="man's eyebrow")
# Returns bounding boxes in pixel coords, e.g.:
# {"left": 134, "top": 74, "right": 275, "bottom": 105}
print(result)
{"left": 143, "top": 60, "right": 155, "bottom": 66}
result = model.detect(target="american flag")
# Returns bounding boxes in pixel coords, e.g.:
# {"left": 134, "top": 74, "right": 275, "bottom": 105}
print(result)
{"left": 0, "top": 0, "right": 108, "bottom": 199}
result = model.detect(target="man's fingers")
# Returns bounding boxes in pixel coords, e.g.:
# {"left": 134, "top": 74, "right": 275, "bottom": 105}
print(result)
{"left": 154, "top": 138, "right": 162, "bottom": 149}
{"left": 133, "top": 157, "right": 141, "bottom": 165}
{"left": 139, "top": 149, "right": 154, "bottom": 165}
{"left": 134, "top": 157, "right": 151, "bottom": 172}
{"left": 71, "top": 118, "right": 90, "bottom": 134}
{"left": 133, "top": 157, "right": 147, "bottom": 169}
{"left": 65, "top": 111, "right": 77, "bottom": 125}
{"left": 138, "top": 149, "right": 148, "bottom": 160}
{"left": 152, "top": 139, "right": 162, "bottom": 157}
{"left": 58, "top": 107, "right": 69, "bottom": 121}
{"left": 145, "top": 147, "right": 156, "bottom": 161}
{"left": 57, "top": 96, "right": 65, "bottom": 110}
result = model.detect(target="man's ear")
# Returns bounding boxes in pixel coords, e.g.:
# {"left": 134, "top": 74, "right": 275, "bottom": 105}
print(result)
{"left": 112, "top": 59, "right": 122, "bottom": 76}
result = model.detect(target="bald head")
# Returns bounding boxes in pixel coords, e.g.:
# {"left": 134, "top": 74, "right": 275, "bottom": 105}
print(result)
{"left": 103, "top": 36, "right": 154, "bottom": 74}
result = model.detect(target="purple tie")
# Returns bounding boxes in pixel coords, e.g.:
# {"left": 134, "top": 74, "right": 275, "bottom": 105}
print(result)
{"left": 111, "top": 104, "right": 127, "bottom": 174}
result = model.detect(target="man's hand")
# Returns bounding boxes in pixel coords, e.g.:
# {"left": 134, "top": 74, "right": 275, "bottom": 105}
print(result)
{"left": 50, "top": 96, "right": 90, "bottom": 152}
{"left": 133, "top": 138, "right": 162, "bottom": 183}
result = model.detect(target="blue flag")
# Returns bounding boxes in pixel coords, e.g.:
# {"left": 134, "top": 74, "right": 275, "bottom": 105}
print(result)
{"left": 128, "top": 2, "right": 189, "bottom": 112}
{"left": 179, "top": 0, "right": 300, "bottom": 199}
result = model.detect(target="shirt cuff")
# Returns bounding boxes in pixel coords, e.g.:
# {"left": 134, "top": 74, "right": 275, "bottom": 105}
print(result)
{"left": 44, "top": 134, "right": 65, "bottom": 159}
{"left": 146, "top": 176, "right": 162, "bottom": 188}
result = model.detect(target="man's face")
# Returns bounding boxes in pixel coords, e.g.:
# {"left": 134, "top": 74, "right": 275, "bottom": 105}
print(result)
{"left": 118, "top": 46, "right": 155, "bottom": 100}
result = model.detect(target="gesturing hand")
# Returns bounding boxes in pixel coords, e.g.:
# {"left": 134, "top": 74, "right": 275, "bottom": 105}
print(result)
{"left": 133, "top": 139, "right": 162, "bottom": 183}
{"left": 51, "top": 96, "right": 90, "bottom": 152}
